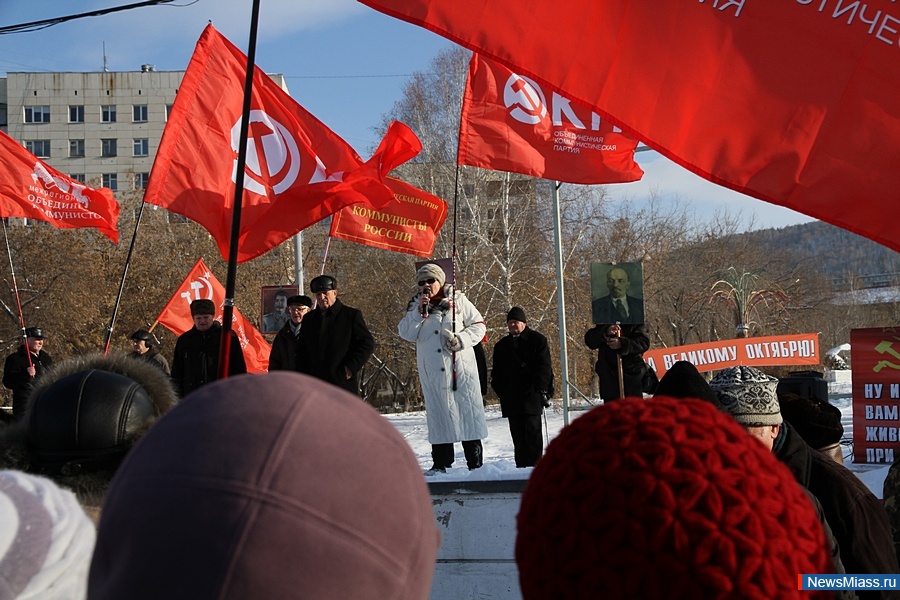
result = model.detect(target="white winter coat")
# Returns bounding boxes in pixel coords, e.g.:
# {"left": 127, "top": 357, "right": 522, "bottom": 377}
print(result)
{"left": 398, "top": 286, "right": 488, "bottom": 444}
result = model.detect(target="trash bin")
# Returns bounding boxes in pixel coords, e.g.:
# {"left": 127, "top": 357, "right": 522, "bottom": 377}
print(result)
{"left": 776, "top": 370, "right": 828, "bottom": 402}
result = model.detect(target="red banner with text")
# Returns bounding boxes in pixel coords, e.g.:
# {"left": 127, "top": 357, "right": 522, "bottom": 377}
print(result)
{"left": 644, "top": 333, "right": 820, "bottom": 378}
{"left": 851, "top": 327, "right": 900, "bottom": 465}
{"left": 329, "top": 177, "right": 448, "bottom": 258}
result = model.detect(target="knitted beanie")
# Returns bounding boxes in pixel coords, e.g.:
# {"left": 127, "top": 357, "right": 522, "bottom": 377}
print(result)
{"left": 415, "top": 263, "right": 446, "bottom": 286}
{"left": 777, "top": 392, "right": 844, "bottom": 449}
{"left": 89, "top": 372, "right": 440, "bottom": 600}
{"left": 654, "top": 360, "right": 717, "bottom": 403}
{"left": 516, "top": 397, "right": 831, "bottom": 599}
{"left": 709, "top": 366, "right": 782, "bottom": 426}
{"left": 506, "top": 307, "right": 527, "bottom": 323}
{"left": 0, "top": 470, "right": 96, "bottom": 600}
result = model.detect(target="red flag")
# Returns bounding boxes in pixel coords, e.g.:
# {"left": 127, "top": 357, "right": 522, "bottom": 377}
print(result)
{"left": 459, "top": 54, "right": 642, "bottom": 184}
{"left": 329, "top": 177, "right": 448, "bottom": 258}
{"left": 144, "top": 24, "right": 422, "bottom": 263}
{"left": 155, "top": 258, "right": 270, "bottom": 373}
{"left": 359, "top": 0, "right": 900, "bottom": 252}
{"left": 0, "top": 131, "right": 119, "bottom": 243}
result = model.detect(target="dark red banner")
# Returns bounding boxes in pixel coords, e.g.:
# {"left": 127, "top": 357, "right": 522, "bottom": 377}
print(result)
{"left": 851, "top": 327, "right": 900, "bottom": 464}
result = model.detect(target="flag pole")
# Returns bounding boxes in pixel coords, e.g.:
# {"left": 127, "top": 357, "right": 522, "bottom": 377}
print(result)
{"left": 450, "top": 162, "right": 461, "bottom": 391}
{"left": 102, "top": 198, "right": 147, "bottom": 355}
{"left": 218, "top": 0, "right": 262, "bottom": 379}
{"left": 1, "top": 219, "right": 32, "bottom": 371}
{"left": 550, "top": 181, "right": 572, "bottom": 425}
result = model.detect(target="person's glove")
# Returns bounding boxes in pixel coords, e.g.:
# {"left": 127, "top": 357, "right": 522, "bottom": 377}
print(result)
{"left": 541, "top": 392, "right": 551, "bottom": 408}
{"left": 442, "top": 329, "right": 463, "bottom": 352}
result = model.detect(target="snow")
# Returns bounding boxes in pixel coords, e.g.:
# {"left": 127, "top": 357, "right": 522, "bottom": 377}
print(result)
{"left": 384, "top": 378, "right": 893, "bottom": 498}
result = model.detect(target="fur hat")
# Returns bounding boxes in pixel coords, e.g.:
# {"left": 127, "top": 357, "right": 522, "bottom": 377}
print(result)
{"left": 89, "top": 372, "right": 440, "bottom": 600}
{"left": 0, "top": 353, "right": 178, "bottom": 516}
{"left": 189, "top": 299, "right": 216, "bottom": 316}
{"left": 0, "top": 470, "right": 96, "bottom": 599}
{"left": 506, "top": 307, "right": 527, "bottom": 323}
{"left": 415, "top": 263, "right": 446, "bottom": 287}
{"left": 654, "top": 360, "right": 717, "bottom": 403}
{"left": 709, "top": 366, "right": 782, "bottom": 426}
{"left": 286, "top": 295, "right": 313, "bottom": 308}
{"left": 777, "top": 392, "right": 843, "bottom": 449}
{"left": 309, "top": 275, "right": 337, "bottom": 293}
{"left": 515, "top": 397, "right": 831, "bottom": 599}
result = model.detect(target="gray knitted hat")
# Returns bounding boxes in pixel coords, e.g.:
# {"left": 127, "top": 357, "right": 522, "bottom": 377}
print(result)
{"left": 709, "top": 366, "right": 782, "bottom": 426}
{"left": 415, "top": 263, "right": 446, "bottom": 286}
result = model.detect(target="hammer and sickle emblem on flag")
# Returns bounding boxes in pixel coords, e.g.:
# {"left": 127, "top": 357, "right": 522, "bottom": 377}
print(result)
{"left": 231, "top": 110, "right": 301, "bottom": 195}
{"left": 874, "top": 338, "right": 900, "bottom": 372}
{"left": 503, "top": 74, "right": 548, "bottom": 126}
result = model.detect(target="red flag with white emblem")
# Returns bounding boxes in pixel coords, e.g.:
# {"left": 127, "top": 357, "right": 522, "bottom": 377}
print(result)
{"left": 0, "top": 131, "right": 119, "bottom": 243}
{"left": 144, "top": 24, "right": 422, "bottom": 263}
{"left": 155, "top": 258, "right": 270, "bottom": 373}
{"left": 459, "top": 54, "right": 642, "bottom": 184}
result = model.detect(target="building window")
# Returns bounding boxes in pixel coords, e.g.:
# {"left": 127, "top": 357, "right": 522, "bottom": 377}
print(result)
{"left": 102, "top": 173, "right": 118, "bottom": 191}
{"left": 25, "top": 140, "right": 51, "bottom": 157}
{"left": 166, "top": 104, "right": 174, "bottom": 121}
{"left": 24, "top": 106, "right": 51, "bottom": 123}
{"left": 133, "top": 138, "right": 149, "bottom": 157}
{"left": 69, "top": 105, "right": 84, "bottom": 123}
{"left": 101, "top": 105, "right": 117, "bottom": 123}
{"left": 134, "top": 172, "right": 150, "bottom": 190}
{"left": 101, "top": 139, "right": 117, "bottom": 157}
{"left": 69, "top": 139, "right": 85, "bottom": 158}
{"left": 69, "top": 174, "right": 86, "bottom": 183}
{"left": 133, "top": 104, "right": 148, "bottom": 122}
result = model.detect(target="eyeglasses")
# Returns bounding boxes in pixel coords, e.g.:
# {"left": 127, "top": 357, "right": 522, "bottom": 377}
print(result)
{"left": 418, "top": 278, "right": 437, "bottom": 286}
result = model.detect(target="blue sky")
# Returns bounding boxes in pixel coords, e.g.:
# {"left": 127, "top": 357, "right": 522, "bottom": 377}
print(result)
{"left": 0, "top": 0, "right": 813, "bottom": 230}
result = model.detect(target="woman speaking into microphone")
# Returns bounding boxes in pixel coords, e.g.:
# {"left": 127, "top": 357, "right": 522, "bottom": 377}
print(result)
{"left": 398, "top": 263, "right": 488, "bottom": 474}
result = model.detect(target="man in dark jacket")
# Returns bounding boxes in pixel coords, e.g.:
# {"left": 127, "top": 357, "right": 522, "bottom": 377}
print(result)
{"left": 170, "top": 299, "right": 246, "bottom": 398}
{"left": 3, "top": 326, "right": 52, "bottom": 420}
{"left": 129, "top": 329, "right": 170, "bottom": 374}
{"left": 584, "top": 323, "right": 649, "bottom": 401}
{"left": 710, "top": 366, "right": 899, "bottom": 597}
{"left": 268, "top": 295, "right": 313, "bottom": 372}
{"left": 295, "top": 275, "right": 374, "bottom": 396}
{"left": 491, "top": 307, "right": 552, "bottom": 467}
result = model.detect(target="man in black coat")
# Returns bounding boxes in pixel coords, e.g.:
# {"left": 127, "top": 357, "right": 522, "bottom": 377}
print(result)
{"left": 268, "top": 295, "right": 313, "bottom": 372}
{"left": 584, "top": 323, "right": 649, "bottom": 401}
{"left": 170, "top": 299, "right": 247, "bottom": 398}
{"left": 129, "top": 329, "right": 171, "bottom": 374}
{"left": 491, "top": 307, "right": 553, "bottom": 467}
{"left": 3, "top": 326, "right": 52, "bottom": 420}
{"left": 295, "top": 275, "right": 375, "bottom": 396}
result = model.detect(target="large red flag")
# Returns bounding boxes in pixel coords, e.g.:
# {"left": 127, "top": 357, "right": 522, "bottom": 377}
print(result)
{"left": 155, "top": 258, "right": 270, "bottom": 373}
{"left": 0, "top": 131, "right": 119, "bottom": 243}
{"left": 459, "top": 54, "right": 642, "bottom": 184}
{"left": 144, "top": 24, "right": 422, "bottom": 263}
{"left": 329, "top": 177, "right": 448, "bottom": 258}
{"left": 359, "top": 0, "right": 900, "bottom": 252}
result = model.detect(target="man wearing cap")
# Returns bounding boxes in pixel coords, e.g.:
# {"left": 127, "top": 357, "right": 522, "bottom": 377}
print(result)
{"left": 170, "top": 299, "right": 247, "bottom": 398}
{"left": 129, "top": 329, "right": 170, "bottom": 375}
{"left": 710, "top": 366, "right": 900, "bottom": 590}
{"left": 269, "top": 295, "right": 313, "bottom": 372}
{"left": 295, "top": 275, "right": 374, "bottom": 396}
{"left": 3, "top": 326, "right": 53, "bottom": 420}
{"left": 491, "top": 307, "right": 553, "bottom": 468}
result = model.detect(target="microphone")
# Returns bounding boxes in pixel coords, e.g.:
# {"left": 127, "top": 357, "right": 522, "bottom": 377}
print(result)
{"left": 420, "top": 292, "right": 430, "bottom": 317}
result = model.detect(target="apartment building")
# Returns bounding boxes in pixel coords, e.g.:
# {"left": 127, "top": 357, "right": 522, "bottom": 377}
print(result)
{"left": 0, "top": 66, "right": 287, "bottom": 193}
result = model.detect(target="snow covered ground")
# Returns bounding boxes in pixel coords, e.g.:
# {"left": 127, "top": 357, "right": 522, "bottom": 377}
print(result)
{"left": 384, "top": 379, "right": 892, "bottom": 498}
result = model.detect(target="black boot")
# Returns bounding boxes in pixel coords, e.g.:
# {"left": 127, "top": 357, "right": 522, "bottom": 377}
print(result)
{"left": 462, "top": 439, "right": 483, "bottom": 470}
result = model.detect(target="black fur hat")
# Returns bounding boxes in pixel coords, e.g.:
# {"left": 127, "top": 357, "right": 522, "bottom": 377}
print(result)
{"left": 189, "top": 299, "right": 216, "bottom": 316}
{"left": 655, "top": 361, "right": 717, "bottom": 404}
{"left": 777, "top": 392, "right": 843, "bottom": 448}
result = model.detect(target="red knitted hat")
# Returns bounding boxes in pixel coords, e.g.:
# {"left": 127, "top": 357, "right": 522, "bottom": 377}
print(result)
{"left": 516, "top": 396, "right": 832, "bottom": 599}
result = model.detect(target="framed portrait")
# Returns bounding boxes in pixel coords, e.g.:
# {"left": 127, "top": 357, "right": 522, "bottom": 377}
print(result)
{"left": 589, "top": 261, "right": 645, "bottom": 325}
{"left": 260, "top": 285, "right": 300, "bottom": 334}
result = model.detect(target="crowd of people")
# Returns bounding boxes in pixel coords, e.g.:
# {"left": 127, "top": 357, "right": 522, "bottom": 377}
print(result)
{"left": 0, "top": 262, "right": 897, "bottom": 598}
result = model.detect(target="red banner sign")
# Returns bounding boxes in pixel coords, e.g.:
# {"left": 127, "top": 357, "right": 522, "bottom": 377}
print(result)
{"left": 851, "top": 327, "right": 900, "bottom": 465}
{"left": 155, "top": 258, "right": 271, "bottom": 373}
{"left": 329, "top": 177, "right": 447, "bottom": 258}
{"left": 644, "top": 333, "right": 820, "bottom": 378}
{"left": 458, "top": 53, "right": 643, "bottom": 185}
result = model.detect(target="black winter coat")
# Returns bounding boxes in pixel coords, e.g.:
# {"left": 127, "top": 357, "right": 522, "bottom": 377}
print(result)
{"left": 776, "top": 423, "right": 900, "bottom": 595}
{"left": 584, "top": 324, "right": 649, "bottom": 400}
{"left": 269, "top": 322, "right": 300, "bottom": 372}
{"left": 171, "top": 323, "right": 247, "bottom": 398}
{"left": 491, "top": 328, "right": 553, "bottom": 417}
{"left": 295, "top": 299, "right": 375, "bottom": 396}
{"left": 3, "top": 346, "right": 52, "bottom": 418}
